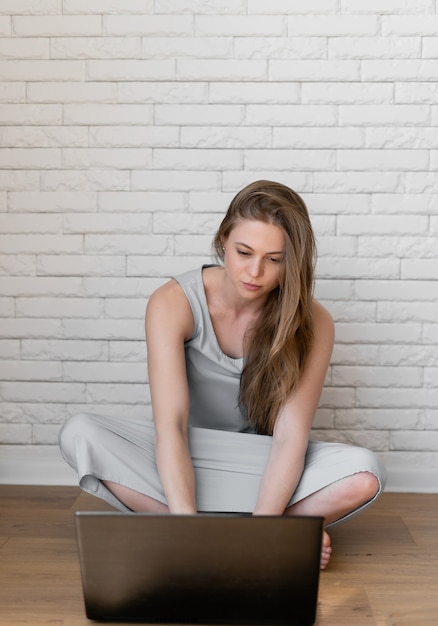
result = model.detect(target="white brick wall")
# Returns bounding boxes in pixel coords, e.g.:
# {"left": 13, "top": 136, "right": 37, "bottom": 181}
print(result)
{"left": 0, "top": 1, "right": 437, "bottom": 490}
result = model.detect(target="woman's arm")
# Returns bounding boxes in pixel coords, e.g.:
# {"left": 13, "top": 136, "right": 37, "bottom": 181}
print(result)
{"left": 145, "top": 280, "right": 197, "bottom": 514}
{"left": 253, "top": 300, "right": 335, "bottom": 515}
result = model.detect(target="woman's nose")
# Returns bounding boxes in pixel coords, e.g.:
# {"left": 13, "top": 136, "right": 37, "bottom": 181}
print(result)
{"left": 248, "top": 257, "right": 263, "bottom": 277}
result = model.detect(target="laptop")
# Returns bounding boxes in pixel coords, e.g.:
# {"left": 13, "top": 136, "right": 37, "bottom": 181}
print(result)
{"left": 75, "top": 512, "right": 323, "bottom": 625}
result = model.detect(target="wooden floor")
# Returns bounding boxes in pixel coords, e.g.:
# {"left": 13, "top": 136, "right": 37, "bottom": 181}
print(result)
{"left": 0, "top": 487, "right": 437, "bottom": 626}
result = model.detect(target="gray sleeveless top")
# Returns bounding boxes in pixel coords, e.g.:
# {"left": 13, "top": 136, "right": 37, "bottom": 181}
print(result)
{"left": 174, "top": 266, "right": 256, "bottom": 434}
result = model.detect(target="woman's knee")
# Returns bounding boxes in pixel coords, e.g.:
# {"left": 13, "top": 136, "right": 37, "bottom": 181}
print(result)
{"left": 58, "top": 412, "right": 96, "bottom": 460}
{"left": 346, "top": 471, "right": 381, "bottom": 506}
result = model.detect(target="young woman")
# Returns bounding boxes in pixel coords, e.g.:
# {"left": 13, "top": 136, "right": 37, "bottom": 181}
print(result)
{"left": 59, "top": 180, "right": 386, "bottom": 569}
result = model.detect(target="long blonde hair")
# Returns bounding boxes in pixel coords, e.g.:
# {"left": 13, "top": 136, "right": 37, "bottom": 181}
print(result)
{"left": 213, "top": 180, "right": 316, "bottom": 435}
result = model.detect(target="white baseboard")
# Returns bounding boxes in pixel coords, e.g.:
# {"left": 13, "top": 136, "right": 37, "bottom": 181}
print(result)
{"left": 0, "top": 445, "right": 437, "bottom": 493}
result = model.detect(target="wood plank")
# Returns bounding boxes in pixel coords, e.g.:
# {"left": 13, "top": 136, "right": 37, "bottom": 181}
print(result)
{"left": 0, "top": 487, "right": 437, "bottom": 625}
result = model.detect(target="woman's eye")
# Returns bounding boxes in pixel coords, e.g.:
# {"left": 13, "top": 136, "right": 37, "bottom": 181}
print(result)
{"left": 269, "top": 257, "right": 281, "bottom": 263}
{"left": 237, "top": 250, "right": 249, "bottom": 256}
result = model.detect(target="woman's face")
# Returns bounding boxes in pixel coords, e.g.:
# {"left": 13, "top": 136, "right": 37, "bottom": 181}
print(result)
{"left": 222, "top": 219, "right": 285, "bottom": 303}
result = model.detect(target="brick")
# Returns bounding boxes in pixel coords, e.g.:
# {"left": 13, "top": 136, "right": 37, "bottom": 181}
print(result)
{"left": 153, "top": 213, "right": 221, "bottom": 235}
{"left": 396, "top": 81, "right": 438, "bottom": 104}
{"left": 0, "top": 277, "right": 83, "bottom": 297}
{"left": 391, "top": 432, "right": 438, "bottom": 451}
{"left": 90, "top": 126, "right": 179, "bottom": 148}
{"left": 64, "top": 213, "right": 152, "bottom": 234}
{"left": 314, "top": 172, "right": 403, "bottom": 193}
{"left": 0, "top": 235, "right": 82, "bottom": 254}
{"left": 109, "top": 341, "right": 145, "bottom": 362}
{"left": 104, "top": 14, "right": 192, "bottom": 36}
{"left": 86, "top": 383, "right": 149, "bottom": 405}
{"left": 246, "top": 105, "right": 337, "bottom": 126}
{"left": 0, "top": 1, "right": 60, "bottom": 14}
{"left": 51, "top": 37, "right": 142, "bottom": 59}
{"left": 0, "top": 148, "right": 62, "bottom": 169}
{"left": 178, "top": 60, "right": 266, "bottom": 81}
{"left": 0, "top": 298, "right": 15, "bottom": 317}
{"left": 97, "top": 192, "right": 186, "bottom": 213}
{"left": 132, "top": 170, "right": 220, "bottom": 191}
{"left": 270, "top": 60, "right": 360, "bottom": 82}
{"left": 356, "top": 280, "right": 437, "bottom": 302}
{"left": 362, "top": 60, "right": 438, "bottom": 81}
{"left": 209, "top": 82, "right": 299, "bottom": 104}
{"left": 323, "top": 300, "right": 376, "bottom": 323}
{"left": 338, "top": 214, "right": 428, "bottom": 236}
{"left": 337, "top": 149, "right": 428, "bottom": 171}
{"left": 357, "top": 387, "right": 438, "bottom": 409}
{"left": 0, "top": 38, "right": 49, "bottom": 59}
{"left": 21, "top": 339, "right": 109, "bottom": 361}
{"left": 0, "top": 382, "right": 86, "bottom": 403}
{"left": 13, "top": 16, "right": 102, "bottom": 37}
{"left": 175, "top": 235, "right": 213, "bottom": 255}
{"left": 63, "top": 362, "right": 146, "bottom": 383}
{"left": 37, "top": 254, "right": 125, "bottom": 277}
{"left": 383, "top": 15, "right": 438, "bottom": 36}
{"left": 28, "top": 82, "right": 117, "bottom": 103}
{"left": 63, "top": 319, "right": 144, "bottom": 340}
{"left": 181, "top": 126, "right": 271, "bottom": 149}
{"left": 85, "top": 234, "right": 173, "bottom": 255}
{"left": 406, "top": 173, "right": 438, "bottom": 193}
{"left": 235, "top": 37, "right": 326, "bottom": 60}
{"left": 359, "top": 236, "right": 437, "bottom": 259}
{"left": 0, "top": 214, "right": 62, "bottom": 235}
{"left": 8, "top": 191, "right": 97, "bottom": 213}
{"left": 154, "top": 148, "right": 242, "bottom": 170}
{"left": 331, "top": 344, "right": 380, "bottom": 365}
{"left": 288, "top": 15, "right": 379, "bottom": 36}
{"left": 143, "top": 37, "right": 232, "bottom": 59}
{"left": 329, "top": 36, "right": 421, "bottom": 59}
{"left": 118, "top": 82, "right": 208, "bottom": 104}
{"left": 0, "top": 126, "right": 89, "bottom": 147}
{"left": 156, "top": 104, "right": 243, "bottom": 126}
{"left": 63, "top": 147, "right": 152, "bottom": 169}
{"left": 84, "top": 277, "right": 163, "bottom": 298}
{"left": 187, "top": 191, "right": 234, "bottom": 213}
{"left": 335, "top": 323, "right": 423, "bottom": 344}
{"left": 222, "top": 171, "right": 312, "bottom": 194}
{"left": 128, "top": 255, "right": 209, "bottom": 277}
{"left": 341, "top": 0, "right": 434, "bottom": 13}
{"left": 64, "top": 104, "right": 153, "bottom": 125}
{"left": 302, "top": 82, "right": 393, "bottom": 104}
{"left": 378, "top": 344, "right": 438, "bottom": 367}
{"left": 0, "top": 61, "right": 84, "bottom": 82}
{"left": 41, "top": 170, "right": 130, "bottom": 191}
{"left": 378, "top": 301, "right": 438, "bottom": 323}
{"left": 195, "top": 15, "right": 284, "bottom": 37}
{"left": 0, "top": 17, "right": 10, "bottom": 35}
{"left": 104, "top": 299, "right": 146, "bottom": 320}
{"left": 339, "top": 105, "right": 429, "bottom": 126}
{"left": 332, "top": 365, "right": 422, "bottom": 388}
{"left": 0, "top": 255, "right": 35, "bottom": 277}
{"left": 87, "top": 60, "right": 175, "bottom": 81}
{"left": 248, "top": 0, "right": 337, "bottom": 12}
{"left": 316, "top": 256, "right": 399, "bottom": 279}
{"left": 302, "top": 193, "right": 371, "bottom": 214}
{"left": 0, "top": 319, "right": 63, "bottom": 339}
{"left": 0, "top": 361, "right": 62, "bottom": 382}
{"left": 245, "top": 149, "right": 334, "bottom": 171}
{"left": 0, "top": 104, "right": 62, "bottom": 125}
{"left": 63, "top": 0, "right": 153, "bottom": 13}
{"left": 0, "top": 425, "right": 31, "bottom": 445}
{"left": 0, "top": 340, "right": 20, "bottom": 359}
{"left": 366, "top": 127, "right": 438, "bottom": 149}
{"left": 15, "top": 295, "right": 74, "bottom": 326}
{"left": 0, "top": 83, "right": 26, "bottom": 103}
{"left": 401, "top": 259, "right": 438, "bottom": 280}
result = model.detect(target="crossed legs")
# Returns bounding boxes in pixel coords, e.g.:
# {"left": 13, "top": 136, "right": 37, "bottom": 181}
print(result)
{"left": 103, "top": 470, "right": 380, "bottom": 570}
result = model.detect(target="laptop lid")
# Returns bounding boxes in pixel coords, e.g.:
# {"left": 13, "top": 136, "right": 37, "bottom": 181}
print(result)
{"left": 75, "top": 512, "right": 323, "bottom": 625}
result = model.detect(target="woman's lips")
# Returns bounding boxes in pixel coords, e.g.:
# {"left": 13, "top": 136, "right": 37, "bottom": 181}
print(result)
{"left": 242, "top": 281, "right": 261, "bottom": 291}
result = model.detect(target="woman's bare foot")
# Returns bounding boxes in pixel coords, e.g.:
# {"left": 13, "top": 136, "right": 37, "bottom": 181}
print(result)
{"left": 321, "top": 531, "right": 332, "bottom": 570}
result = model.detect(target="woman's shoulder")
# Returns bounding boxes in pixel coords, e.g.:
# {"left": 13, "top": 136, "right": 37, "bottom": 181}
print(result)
{"left": 312, "top": 299, "right": 335, "bottom": 341}
{"left": 146, "top": 277, "right": 194, "bottom": 340}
